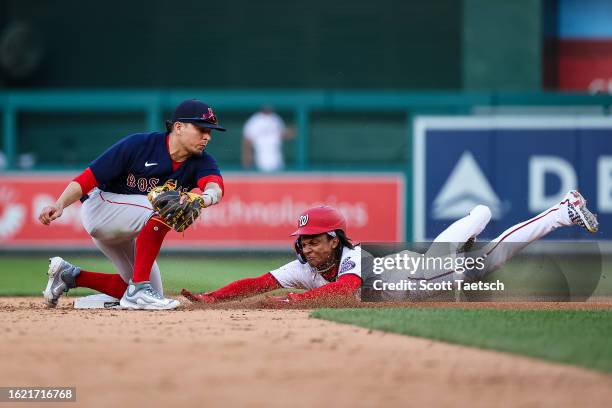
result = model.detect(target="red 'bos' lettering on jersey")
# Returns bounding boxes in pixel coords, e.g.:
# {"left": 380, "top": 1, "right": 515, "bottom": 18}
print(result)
{"left": 126, "top": 174, "right": 159, "bottom": 192}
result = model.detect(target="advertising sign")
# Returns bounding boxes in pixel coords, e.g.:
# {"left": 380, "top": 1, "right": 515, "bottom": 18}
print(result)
{"left": 0, "top": 173, "right": 405, "bottom": 250}
{"left": 414, "top": 116, "right": 612, "bottom": 241}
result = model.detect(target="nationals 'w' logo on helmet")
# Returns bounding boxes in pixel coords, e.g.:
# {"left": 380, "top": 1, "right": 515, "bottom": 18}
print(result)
{"left": 298, "top": 214, "right": 309, "bottom": 227}
{"left": 290, "top": 206, "right": 347, "bottom": 236}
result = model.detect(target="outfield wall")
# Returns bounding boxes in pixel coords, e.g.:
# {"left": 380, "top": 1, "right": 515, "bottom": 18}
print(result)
{"left": 2, "top": 113, "right": 611, "bottom": 251}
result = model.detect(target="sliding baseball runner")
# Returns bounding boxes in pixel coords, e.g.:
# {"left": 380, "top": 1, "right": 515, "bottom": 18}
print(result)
{"left": 182, "top": 191, "right": 598, "bottom": 305}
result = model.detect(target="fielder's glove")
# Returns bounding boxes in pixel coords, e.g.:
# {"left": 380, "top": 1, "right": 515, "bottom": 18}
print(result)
{"left": 148, "top": 180, "right": 205, "bottom": 232}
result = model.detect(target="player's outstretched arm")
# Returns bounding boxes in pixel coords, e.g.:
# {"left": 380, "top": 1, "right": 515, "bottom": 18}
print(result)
{"left": 38, "top": 181, "right": 83, "bottom": 225}
{"left": 181, "top": 272, "right": 282, "bottom": 303}
{"left": 263, "top": 274, "right": 362, "bottom": 308}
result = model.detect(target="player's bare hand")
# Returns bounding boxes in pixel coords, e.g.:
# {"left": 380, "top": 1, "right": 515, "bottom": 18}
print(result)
{"left": 38, "top": 205, "right": 63, "bottom": 225}
{"left": 260, "top": 293, "right": 299, "bottom": 308}
{"left": 181, "top": 288, "right": 217, "bottom": 303}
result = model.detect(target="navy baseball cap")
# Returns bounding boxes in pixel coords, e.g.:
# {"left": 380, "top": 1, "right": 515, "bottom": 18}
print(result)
{"left": 171, "top": 99, "right": 226, "bottom": 131}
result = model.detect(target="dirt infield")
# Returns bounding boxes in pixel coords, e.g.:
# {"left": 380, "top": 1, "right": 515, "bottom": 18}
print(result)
{"left": 1, "top": 298, "right": 611, "bottom": 407}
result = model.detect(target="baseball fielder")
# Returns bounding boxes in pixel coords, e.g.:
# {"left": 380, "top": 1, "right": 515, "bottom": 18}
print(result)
{"left": 39, "top": 99, "right": 226, "bottom": 310}
{"left": 182, "top": 190, "right": 598, "bottom": 305}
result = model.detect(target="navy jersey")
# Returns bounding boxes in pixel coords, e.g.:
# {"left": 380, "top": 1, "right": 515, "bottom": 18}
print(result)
{"left": 89, "top": 132, "right": 221, "bottom": 195}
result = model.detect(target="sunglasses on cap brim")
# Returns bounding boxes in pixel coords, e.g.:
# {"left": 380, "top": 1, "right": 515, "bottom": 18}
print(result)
{"left": 177, "top": 117, "right": 227, "bottom": 132}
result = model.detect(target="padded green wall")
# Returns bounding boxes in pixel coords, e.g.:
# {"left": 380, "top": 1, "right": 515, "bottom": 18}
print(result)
{"left": 17, "top": 112, "right": 145, "bottom": 167}
{"left": 2, "top": 0, "right": 461, "bottom": 89}
{"left": 15, "top": 110, "right": 407, "bottom": 169}
{"left": 463, "top": 0, "right": 543, "bottom": 90}
{"left": 310, "top": 113, "right": 407, "bottom": 166}
{"left": 4, "top": 1, "right": 548, "bottom": 168}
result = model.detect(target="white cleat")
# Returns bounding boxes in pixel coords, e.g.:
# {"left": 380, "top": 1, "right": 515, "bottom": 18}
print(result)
{"left": 564, "top": 190, "right": 599, "bottom": 233}
{"left": 43, "top": 257, "right": 81, "bottom": 308}
{"left": 119, "top": 280, "right": 180, "bottom": 310}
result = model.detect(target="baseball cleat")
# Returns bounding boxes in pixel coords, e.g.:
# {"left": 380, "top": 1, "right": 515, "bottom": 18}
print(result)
{"left": 43, "top": 257, "right": 81, "bottom": 308}
{"left": 120, "top": 280, "right": 180, "bottom": 310}
{"left": 564, "top": 190, "right": 599, "bottom": 233}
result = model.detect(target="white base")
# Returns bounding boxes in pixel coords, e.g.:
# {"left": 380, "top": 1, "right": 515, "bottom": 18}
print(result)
{"left": 73, "top": 294, "right": 121, "bottom": 309}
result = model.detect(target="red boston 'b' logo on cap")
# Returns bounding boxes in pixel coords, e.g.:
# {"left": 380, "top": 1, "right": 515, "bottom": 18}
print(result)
{"left": 202, "top": 108, "right": 218, "bottom": 124}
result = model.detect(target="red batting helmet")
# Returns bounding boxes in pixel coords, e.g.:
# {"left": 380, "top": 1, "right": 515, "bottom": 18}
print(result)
{"left": 290, "top": 206, "right": 347, "bottom": 236}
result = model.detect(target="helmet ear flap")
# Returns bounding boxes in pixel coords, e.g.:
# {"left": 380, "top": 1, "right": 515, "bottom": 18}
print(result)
{"left": 294, "top": 238, "right": 307, "bottom": 264}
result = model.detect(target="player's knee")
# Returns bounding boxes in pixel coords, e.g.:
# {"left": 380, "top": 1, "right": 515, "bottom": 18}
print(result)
{"left": 82, "top": 222, "right": 97, "bottom": 237}
{"left": 470, "top": 205, "right": 492, "bottom": 224}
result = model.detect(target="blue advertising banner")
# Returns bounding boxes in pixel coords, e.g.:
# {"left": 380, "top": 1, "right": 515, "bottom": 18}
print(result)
{"left": 413, "top": 117, "right": 612, "bottom": 241}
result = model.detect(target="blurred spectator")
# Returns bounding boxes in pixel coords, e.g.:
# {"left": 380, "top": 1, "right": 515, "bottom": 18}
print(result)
{"left": 18, "top": 153, "right": 36, "bottom": 169}
{"left": 0, "top": 151, "right": 37, "bottom": 170}
{"left": 242, "top": 106, "right": 294, "bottom": 172}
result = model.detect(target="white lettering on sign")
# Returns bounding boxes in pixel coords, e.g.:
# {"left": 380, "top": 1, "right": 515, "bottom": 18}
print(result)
{"left": 598, "top": 156, "right": 612, "bottom": 213}
{"left": 529, "top": 156, "right": 577, "bottom": 212}
{"left": 196, "top": 196, "right": 369, "bottom": 228}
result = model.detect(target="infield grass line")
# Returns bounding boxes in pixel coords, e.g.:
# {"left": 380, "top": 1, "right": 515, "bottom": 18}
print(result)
{"left": 312, "top": 308, "right": 612, "bottom": 374}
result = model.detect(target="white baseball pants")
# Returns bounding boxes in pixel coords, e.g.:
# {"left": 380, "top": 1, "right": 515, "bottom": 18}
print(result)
{"left": 80, "top": 189, "right": 164, "bottom": 295}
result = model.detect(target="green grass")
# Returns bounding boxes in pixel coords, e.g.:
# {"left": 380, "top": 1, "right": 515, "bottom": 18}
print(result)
{"left": 312, "top": 308, "right": 612, "bottom": 373}
{"left": 0, "top": 255, "right": 291, "bottom": 296}
{"left": 3, "top": 252, "right": 611, "bottom": 298}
